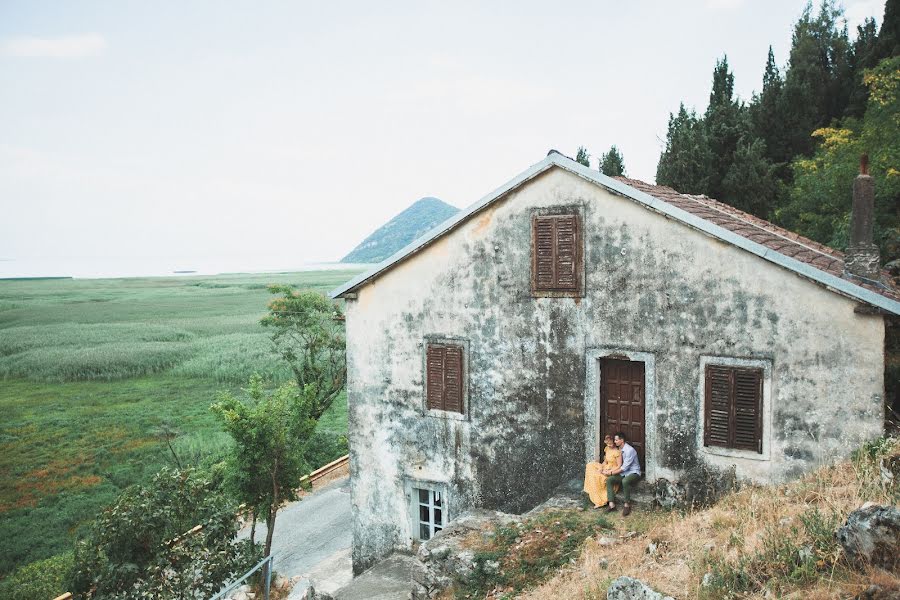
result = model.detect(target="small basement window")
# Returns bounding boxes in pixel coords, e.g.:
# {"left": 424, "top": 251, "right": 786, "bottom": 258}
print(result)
{"left": 414, "top": 487, "right": 446, "bottom": 541}
{"left": 532, "top": 213, "right": 582, "bottom": 295}
{"left": 704, "top": 365, "right": 763, "bottom": 454}
{"left": 426, "top": 343, "right": 464, "bottom": 414}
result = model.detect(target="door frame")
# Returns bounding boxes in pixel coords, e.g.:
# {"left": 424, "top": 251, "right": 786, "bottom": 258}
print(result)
{"left": 584, "top": 348, "right": 658, "bottom": 483}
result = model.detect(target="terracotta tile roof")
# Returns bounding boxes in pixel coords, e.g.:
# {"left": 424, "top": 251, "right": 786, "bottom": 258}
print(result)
{"left": 614, "top": 176, "right": 900, "bottom": 304}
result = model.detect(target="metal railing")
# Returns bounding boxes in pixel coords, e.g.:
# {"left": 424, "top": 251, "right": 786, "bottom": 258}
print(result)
{"left": 209, "top": 554, "right": 273, "bottom": 600}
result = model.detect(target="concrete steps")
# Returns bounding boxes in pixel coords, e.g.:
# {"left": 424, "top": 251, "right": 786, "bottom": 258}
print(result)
{"left": 330, "top": 554, "right": 423, "bottom": 600}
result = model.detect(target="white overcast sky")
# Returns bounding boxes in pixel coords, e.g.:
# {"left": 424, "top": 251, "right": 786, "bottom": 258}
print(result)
{"left": 0, "top": 0, "right": 887, "bottom": 269}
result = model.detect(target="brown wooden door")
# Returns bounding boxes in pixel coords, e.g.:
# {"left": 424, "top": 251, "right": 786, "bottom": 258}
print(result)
{"left": 600, "top": 358, "right": 646, "bottom": 470}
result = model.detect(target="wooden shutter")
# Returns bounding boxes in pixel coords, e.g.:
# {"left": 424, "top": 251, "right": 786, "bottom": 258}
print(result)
{"left": 704, "top": 365, "right": 763, "bottom": 454}
{"left": 704, "top": 366, "right": 731, "bottom": 448}
{"left": 426, "top": 344, "right": 464, "bottom": 414}
{"left": 733, "top": 368, "right": 762, "bottom": 452}
{"left": 532, "top": 214, "right": 580, "bottom": 292}
{"left": 426, "top": 346, "right": 445, "bottom": 410}
{"left": 443, "top": 346, "right": 463, "bottom": 413}
{"left": 554, "top": 215, "right": 577, "bottom": 290}
{"left": 533, "top": 217, "right": 555, "bottom": 289}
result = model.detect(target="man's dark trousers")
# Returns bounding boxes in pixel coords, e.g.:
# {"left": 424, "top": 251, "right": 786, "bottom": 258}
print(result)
{"left": 606, "top": 473, "right": 641, "bottom": 503}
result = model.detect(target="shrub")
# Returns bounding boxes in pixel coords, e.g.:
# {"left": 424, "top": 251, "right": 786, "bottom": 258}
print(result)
{"left": 0, "top": 552, "right": 74, "bottom": 600}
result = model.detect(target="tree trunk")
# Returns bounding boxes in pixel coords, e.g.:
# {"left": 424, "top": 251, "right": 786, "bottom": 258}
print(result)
{"left": 249, "top": 508, "right": 257, "bottom": 546}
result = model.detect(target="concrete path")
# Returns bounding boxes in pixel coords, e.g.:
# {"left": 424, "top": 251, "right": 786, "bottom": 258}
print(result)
{"left": 238, "top": 476, "right": 353, "bottom": 594}
{"left": 333, "top": 554, "right": 422, "bottom": 600}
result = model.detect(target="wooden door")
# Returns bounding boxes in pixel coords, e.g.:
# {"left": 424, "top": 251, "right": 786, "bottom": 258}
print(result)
{"left": 600, "top": 358, "right": 646, "bottom": 470}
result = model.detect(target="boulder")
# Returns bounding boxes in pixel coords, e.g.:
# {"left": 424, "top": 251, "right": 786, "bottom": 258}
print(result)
{"left": 607, "top": 576, "right": 675, "bottom": 600}
{"left": 836, "top": 503, "right": 900, "bottom": 571}
{"left": 653, "top": 478, "right": 685, "bottom": 509}
{"left": 410, "top": 509, "right": 521, "bottom": 599}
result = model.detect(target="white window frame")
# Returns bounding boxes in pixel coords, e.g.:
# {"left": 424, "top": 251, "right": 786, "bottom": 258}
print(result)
{"left": 404, "top": 479, "right": 449, "bottom": 542}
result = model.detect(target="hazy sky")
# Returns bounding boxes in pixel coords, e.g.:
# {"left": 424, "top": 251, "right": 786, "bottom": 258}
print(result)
{"left": 0, "top": 0, "right": 887, "bottom": 269}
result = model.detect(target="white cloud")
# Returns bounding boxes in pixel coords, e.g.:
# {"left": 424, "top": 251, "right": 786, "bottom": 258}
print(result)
{"left": 2, "top": 34, "right": 106, "bottom": 58}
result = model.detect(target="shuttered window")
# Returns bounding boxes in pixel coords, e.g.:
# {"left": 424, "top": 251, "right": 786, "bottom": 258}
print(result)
{"left": 426, "top": 344, "right": 464, "bottom": 413}
{"left": 704, "top": 365, "right": 763, "bottom": 453}
{"left": 532, "top": 214, "right": 580, "bottom": 293}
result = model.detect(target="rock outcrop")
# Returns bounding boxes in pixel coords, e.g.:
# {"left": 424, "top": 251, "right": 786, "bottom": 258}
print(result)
{"left": 606, "top": 576, "right": 676, "bottom": 600}
{"left": 410, "top": 509, "right": 521, "bottom": 599}
{"left": 836, "top": 503, "right": 900, "bottom": 571}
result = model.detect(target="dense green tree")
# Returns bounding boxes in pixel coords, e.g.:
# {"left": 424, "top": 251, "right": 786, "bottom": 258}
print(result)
{"left": 750, "top": 47, "right": 791, "bottom": 169}
{"left": 656, "top": 103, "right": 711, "bottom": 194}
{"left": 599, "top": 145, "right": 626, "bottom": 176}
{"left": 212, "top": 377, "right": 317, "bottom": 562}
{"left": 575, "top": 146, "right": 591, "bottom": 167}
{"left": 845, "top": 17, "right": 881, "bottom": 118}
{"left": 874, "top": 0, "right": 900, "bottom": 59}
{"left": 260, "top": 286, "right": 345, "bottom": 421}
{"left": 722, "top": 138, "right": 782, "bottom": 217}
{"left": 704, "top": 56, "right": 750, "bottom": 201}
{"left": 778, "top": 56, "right": 900, "bottom": 262}
{"left": 779, "top": 1, "right": 852, "bottom": 158}
{"left": 72, "top": 468, "right": 257, "bottom": 599}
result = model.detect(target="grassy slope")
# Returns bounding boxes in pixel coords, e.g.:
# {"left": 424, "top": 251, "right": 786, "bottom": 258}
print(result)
{"left": 0, "top": 269, "right": 361, "bottom": 577}
{"left": 500, "top": 439, "right": 899, "bottom": 600}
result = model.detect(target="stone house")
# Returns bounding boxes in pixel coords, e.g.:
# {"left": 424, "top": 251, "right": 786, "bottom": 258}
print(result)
{"left": 330, "top": 151, "right": 900, "bottom": 573}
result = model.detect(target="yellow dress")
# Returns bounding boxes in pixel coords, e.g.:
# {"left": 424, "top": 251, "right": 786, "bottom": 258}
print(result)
{"left": 583, "top": 447, "right": 622, "bottom": 507}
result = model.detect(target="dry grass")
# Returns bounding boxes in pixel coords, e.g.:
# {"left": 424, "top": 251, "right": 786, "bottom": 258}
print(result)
{"left": 510, "top": 438, "right": 900, "bottom": 600}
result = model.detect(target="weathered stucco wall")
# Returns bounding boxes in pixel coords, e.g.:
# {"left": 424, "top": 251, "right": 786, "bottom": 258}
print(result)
{"left": 344, "top": 167, "right": 884, "bottom": 573}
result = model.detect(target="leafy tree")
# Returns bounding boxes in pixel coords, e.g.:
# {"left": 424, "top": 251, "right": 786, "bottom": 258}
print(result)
{"left": 72, "top": 468, "right": 257, "bottom": 599}
{"left": 656, "top": 103, "right": 711, "bottom": 194}
{"left": 599, "top": 145, "right": 626, "bottom": 176}
{"left": 261, "top": 286, "right": 345, "bottom": 420}
{"left": 778, "top": 56, "right": 900, "bottom": 262}
{"left": 575, "top": 146, "right": 591, "bottom": 167}
{"left": 212, "top": 377, "right": 317, "bottom": 561}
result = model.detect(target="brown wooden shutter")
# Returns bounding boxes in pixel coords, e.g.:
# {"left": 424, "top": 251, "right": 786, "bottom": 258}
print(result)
{"left": 554, "top": 215, "right": 577, "bottom": 290}
{"left": 704, "top": 366, "right": 731, "bottom": 448}
{"left": 443, "top": 346, "right": 463, "bottom": 413}
{"left": 426, "top": 345, "right": 445, "bottom": 410}
{"left": 426, "top": 343, "right": 464, "bottom": 414}
{"left": 733, "top": 367, "right": 763, "bottom": 453}
{"left": 533, "top": 216, "right": 555, "bottom": 290}
{"left": 704, "top": 365, "right": 763, "bottom": 453}
{"left": 532, "top": 214, "right": 579, "bottom": 292}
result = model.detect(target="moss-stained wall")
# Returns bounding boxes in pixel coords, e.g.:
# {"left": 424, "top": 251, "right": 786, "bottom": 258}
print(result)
{"left": 344, "top": 167, "right": 885, "bottom": 573}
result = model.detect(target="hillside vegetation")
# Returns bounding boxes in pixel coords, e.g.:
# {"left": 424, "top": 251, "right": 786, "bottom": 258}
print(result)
{"left": 341, "top": 196, "right": 459, "bottom": 263}
{"left": 0, "top": 269, "right": 360, "bottom": 579}
{"left": 446, "top": 438, "right": 900, "bottom": 599}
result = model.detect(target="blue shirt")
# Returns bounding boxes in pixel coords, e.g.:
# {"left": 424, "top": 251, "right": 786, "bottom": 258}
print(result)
{"left": 620, "top": 443, "right": 641, "bottom": 477}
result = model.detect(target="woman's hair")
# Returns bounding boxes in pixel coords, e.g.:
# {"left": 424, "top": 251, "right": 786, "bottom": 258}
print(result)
{"left": 603, "top": 434, "right": 613, "bottom": 442}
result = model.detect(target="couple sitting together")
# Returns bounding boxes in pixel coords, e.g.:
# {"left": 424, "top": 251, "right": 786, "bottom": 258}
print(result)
{"left": 583, "top": 431, "right": 641, "bottom": 516}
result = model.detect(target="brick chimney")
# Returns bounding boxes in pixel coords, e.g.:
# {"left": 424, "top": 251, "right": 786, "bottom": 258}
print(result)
{"left": 844, "top": 154, "right": 881, "bottom": 280}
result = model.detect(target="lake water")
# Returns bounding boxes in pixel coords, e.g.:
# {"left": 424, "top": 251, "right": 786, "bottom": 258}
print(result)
{"left": 0, "top": 256, "right": 372, "bottom": 280}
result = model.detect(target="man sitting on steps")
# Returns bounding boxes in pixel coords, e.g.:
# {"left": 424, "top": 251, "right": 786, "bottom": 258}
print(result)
{"left": 605, "top": 431, "right": 642, "bottom": 516}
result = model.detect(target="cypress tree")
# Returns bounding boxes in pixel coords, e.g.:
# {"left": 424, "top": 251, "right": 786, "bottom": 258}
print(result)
{"left": 599, "top": 146, "right": 626, "bottom": 177}
{"left": 656, "top": 104, "right": 711, "bottom": 194}
{"left": 575, "top": 146, "right": 591, "bottom": 167}
{"left": 704, "top": 56, "right": 749, "bottom": 201}
{"left": 750, "top": 47, "right": 790, "bottom": 167}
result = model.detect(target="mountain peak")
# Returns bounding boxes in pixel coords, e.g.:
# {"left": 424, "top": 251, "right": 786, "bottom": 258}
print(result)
{"left": 341, "top": 197, "right": 460, "bottom": 263}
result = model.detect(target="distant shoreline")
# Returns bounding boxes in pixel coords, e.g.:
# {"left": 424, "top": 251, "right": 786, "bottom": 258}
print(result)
{"left": 0, "top": 260, "right": 373, "bottom": 281}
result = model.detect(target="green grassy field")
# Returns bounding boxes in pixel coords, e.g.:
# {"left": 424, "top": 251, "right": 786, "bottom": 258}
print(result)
{"left": 0, "top": 269, "right": 360, "bottom": 579}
